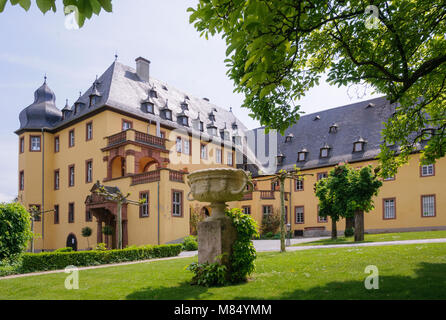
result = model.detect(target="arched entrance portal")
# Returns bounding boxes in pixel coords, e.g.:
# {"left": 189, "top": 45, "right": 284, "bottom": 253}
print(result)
{"left": 85, "top": 182, "right": 128, "bottom": 249}
{"left": 66, "top": 233, "right": 78, "bottom": 251}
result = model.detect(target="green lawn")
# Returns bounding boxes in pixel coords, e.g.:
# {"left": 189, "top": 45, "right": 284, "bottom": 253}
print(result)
{"left": 296, "top": 230, "right": 446, "bottom": 246}
{"left": 1, "top": 243, "right": 446, "bottom": 300}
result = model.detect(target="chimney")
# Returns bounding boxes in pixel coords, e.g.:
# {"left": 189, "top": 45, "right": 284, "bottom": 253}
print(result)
{"left": 135, "top": 57, "right": 151, "bottom": 82}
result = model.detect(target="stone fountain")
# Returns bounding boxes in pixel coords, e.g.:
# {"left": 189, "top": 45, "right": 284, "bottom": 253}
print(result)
{"left": 187, "top": 168, "right": 253, "bottom": 267}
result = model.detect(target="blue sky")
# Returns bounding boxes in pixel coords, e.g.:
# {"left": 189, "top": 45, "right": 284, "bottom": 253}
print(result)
{"left": 0, "top": 0, "right": 378, "bottom": 201}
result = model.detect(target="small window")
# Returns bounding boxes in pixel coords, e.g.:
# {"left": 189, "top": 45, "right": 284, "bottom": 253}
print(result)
{"left": 199, "top": 121, "right": 204, "bottom": 132}
{"left": 172, "top": 190, "right": 183, "bottom": 217}
{"left": 142, "top": 102, "right": 154, "bottom": 114}
{"left": 232, "top": 122, "right": 238, "bottom": 130}
{"left": 54, "top": 136, "right": 60, "bottom": 152}
{"left": 19, "top": 137, "right": 24, "bottom": 153}
{"left": 317, "top": 172, "right": 328, "bottom": 180}
{"left": 295, "top": 178, "right": 304, "bottom": 191}
{"left": 86, "top": 160, "right": 93, "bottom": 183}
{"left": 68, "top": 203, "right": 75, "bottom": 223}
{"left": 165, "top": 110, "right": 172, "bottom": 120}
{"left": 85, "top": 210, "right": 92, "bottom": 222}
{"left": 242, "top": 206, "right": 251, "bottom": 215}
{"left": 208, "top": 127, "right": 217, "bottom": 136}
{"left": 383, "top": 198, "right": 396, "bottom": 219}
{"left": 262, "top": 205, "right": 273, "bottom": 216}
{"left": 329, "top": 125, "right": 338, "bottom": 134}
{"left": 160, "top": 131, "right": 166, "bottom": 139}
{"left": 176, "top": 137, "right": 182, "bottom": 153}
{"left": 420, "top": 164, "right": 434, "bottom": 177}
{"left": 353, "top": 142, "right": 363, "bottom": 152}
{"left": 184, "top": 139, "right": 190, "bottom": 155}
{"left": 68, "top": 165, "right": 75, "bottom": 187}
{"left": 320, "top": 148, "right": 329, "bottom": 158}
{"left": 297, "top": 152, "right": 306, "bottom": 162}
{"left": 227, "top": 152, "right": 233, "bottom": 166}
{"left": 216, "top": 148, "right": 222, "bottom": 164}
{"left": 181, "top": 117, "right": 189, "bottom": 126}
{"left": 421, "top": 195, "right": 435, "bottom": 217}
{"left": 54, "top": 170, "right": 60, "bottom": 190}
{"left": 140, "top": 192, "right": 149, "bottom": 217}
{"left": 19, "top": 171, "right": 24, "bottom": 191}
{"left": 201, "top": 144, "right": 208, "bottom": 159}
{"left": 295, "top": 206, "right": 304, "bottom": 224}
{"left": 69, "top": 130, "right": 75, "bottom": 147}
{"left": 86, "top": 122, "right": 93, "bottom": 141}
{"left": 30, "top": 136, "right": 41, "bottom": 151}
{"left": 122, "top": 120, "right": 132, "bottom": 131}
{"left": 54, "top": 205, "right": 59, "bottom": 224}
{"left": 285, "top": 134, "right": 293, "bottom": 143}
{"left": 209, "top": 114, "right": 216, "bottom": 122}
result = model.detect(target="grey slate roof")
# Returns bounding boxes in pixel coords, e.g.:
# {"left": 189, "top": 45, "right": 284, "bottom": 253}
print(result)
{"left": 250, "top": 96, "right": 398, "bottom": 172}
{"left": 47, "top": 61, "right": 247, "bottom": 141}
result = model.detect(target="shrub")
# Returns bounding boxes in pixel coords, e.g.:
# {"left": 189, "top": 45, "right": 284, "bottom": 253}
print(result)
{"left": 260, "top": 209, "right": 280, "bottom": 235}
{"left": 187, "top": 261, "right": 227, "bottom": 287}
{"left": 95, "top": 243, "right": 107, "bottom": 251}
{"left": 0, "top": 203, "right": 33, "bottom": 261}
{"left": 182, "top": 236, "right": 198, "bottom": 251}
{"left": 19, "top": 244, "right": 182, "bottom": 274}
{"left": 54, "top": 247, "right": 73, "bottom": 252}
{"left": 188, "top": 208, "right": 259, "bottom": 286}
{"left": 344, "top": 227, "right": 355, "bottom": 237}
{"left": 81, "top": 227, "right": 92, "bottom": 249}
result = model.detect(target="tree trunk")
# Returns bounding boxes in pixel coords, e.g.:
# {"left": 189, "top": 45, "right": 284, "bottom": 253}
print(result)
{"left": 354, "top": 210, "right": 364, "bottom": 242}
{"left": 279, "top": 178, "right": 286, "bottom": 252}
{"left": 346, "top": 216, "right": 354, "bottom": 230}
{"left": 331, "top": 219, "right": 337, "bottom": 240}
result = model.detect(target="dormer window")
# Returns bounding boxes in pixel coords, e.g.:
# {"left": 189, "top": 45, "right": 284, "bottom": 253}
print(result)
{"left": 320, "top": 145, "right": 331, "bottom": 158}
{"left": 149, "top": 89, "right": 158, "bottom": 98}
{"left": 142, "top": 101, "right": 154, "bottom": 114}
{"left": 232, "top": 122, "right": 238, "bottom": 130}
{"left": 329, "top": 124, "right": 338, "bottom": 134}
{"left": 207, "top": 124, "right": 217, "bottom": 136}
{"left": 209, "top": 114, "right": 216, "bottom": 122}
{"left": 297, "top": 149, "right": 308, "bottom": 161}
{"left": 180, "top": 101, "right": 189, "bottom": 111}
{"left": 285, "top": 133, "right": 294, "bottom": 142}
{"left": 353, "top": 138, "right": 366, "bottom": 152}
{"left": 276, "top": 153, "right": 285, "bottom": 165}
{"left": 232, "top": 135, "right": 241, "bottom": 145}
{"left": 164, "top": 110, "right": 172, "bottom": 120}
{"left": 199, "top": 121, "right": 204, "bottom": 132}
{"left": 220, "top": 129, "right": 230, "bottom": 141}
{"left": 313, "top": 115, "right": 320, "bottom": 121}
{"left": 180, "top": 116, "right": 189, "bottom": 126}
{"left": 366, "top": 102, "right": 375, "bottom": 108}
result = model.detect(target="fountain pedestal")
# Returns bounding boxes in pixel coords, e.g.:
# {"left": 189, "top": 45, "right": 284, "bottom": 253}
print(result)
{"left": 187, "top": 169, "right": 252, "bottom": 268}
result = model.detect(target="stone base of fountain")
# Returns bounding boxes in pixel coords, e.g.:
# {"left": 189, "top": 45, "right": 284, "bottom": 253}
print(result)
{"left": 198, "top": 203, "right": 237, "bottom": 267}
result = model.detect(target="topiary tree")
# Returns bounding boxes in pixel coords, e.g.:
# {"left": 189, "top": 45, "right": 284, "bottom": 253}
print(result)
{"left": 81, "top": 226, "right": 92, "bottom": 250}
{"left": 314, "top": 163, "right": 382, "bottom": 242}
{"left": 0, "top": 202, "right": 33, "bottom": 261}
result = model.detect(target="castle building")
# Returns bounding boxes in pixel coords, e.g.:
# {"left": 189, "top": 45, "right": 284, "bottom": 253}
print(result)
{"left": 16, "top": 57, "right": 445, "bottom": 251}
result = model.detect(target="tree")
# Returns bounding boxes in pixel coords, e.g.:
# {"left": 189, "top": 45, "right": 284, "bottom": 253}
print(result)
{"left": 81, "top": 226, "right": 92, "bottom": 249}
{"left": 0, "top": 0, "right": 112, "bottom": 27}
{"left": 314, "top": 164, "right": 382, "bottom": 242}
{"left": 189, "top": 1, "right": 446, "bottom": 175}
{"left": 0, "top": 202, "right": 33, "bottom": 260}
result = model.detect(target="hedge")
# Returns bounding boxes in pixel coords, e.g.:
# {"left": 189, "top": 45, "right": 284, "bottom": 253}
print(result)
{"left": 19, "top": 244, "right": 182, "bottom": 274}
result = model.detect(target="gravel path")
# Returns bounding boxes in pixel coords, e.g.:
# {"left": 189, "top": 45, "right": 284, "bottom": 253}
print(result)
{"left": 2, "top": 237, "right": 445, "bottom": 280}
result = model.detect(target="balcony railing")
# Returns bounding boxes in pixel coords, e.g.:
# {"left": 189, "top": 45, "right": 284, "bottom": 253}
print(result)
{"left": 169, "top": 170, "right": 185, "bottom": 183}
{"left": 106, "top": 129, "right": 165, "bottom": 149}
{"left": 242, "top": 192, "right": 253, "bottom": 200}
{"left": 131, "top": 170, "right": 160, "bottom": 185}
{"left": 260, "top": 190, "right": 275, "bottom": 199}
{"left": 135, "top": 131, "right": 166, "bottom": 148}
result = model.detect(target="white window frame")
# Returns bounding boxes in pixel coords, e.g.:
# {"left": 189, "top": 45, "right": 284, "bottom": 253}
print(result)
{"left": 176, "top": 137, "right": 182, "bottom": 153}
{"left": 140, "top": 193, "right": 149, "bottom": 217}
{"left": 227, "top": 152, "right": 233, "bottom": 166}
{"left": 421, "top": 164, "right": 434, "bottom": 177}
{"left": 422, "top": 195, "right": 435, "bottom": 217}
{"left": 216, "top": 148, "right": 222, "bottom": 164}
{"left": 172, "top": 191, "right": 182, "bottom": 217}
{"left": 383, "top": 198, "right": 396, "bottom": 219}
{"left": 295, "top": 207, "right": 304, "bottom": 224}
{"left": 31, "top": 136, "right": 41, "bottom": 151}
{"left": 201, "top": 144, "right": 208, "bottom": 159}
{"left": 183, "top": 139, "right": 190, "bottom": 155}
{"left": 295, "top": 179, "right": 304, "bottom": 191}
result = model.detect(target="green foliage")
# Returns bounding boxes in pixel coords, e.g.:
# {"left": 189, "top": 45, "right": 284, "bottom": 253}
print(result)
{"left": 189, "top": 205, "right": 205, "bottom": 236}
{"left": 0, "top": 202, "right": 33, "bottom": 261}
{"left": 19, "top": 244, "right": 182, "bottom": 274}
{"left": 182, "top": 236, "right": 198, "bottom": 251}
{"left": 187, "top": 261, "right": 228, "bottom": 287}
{"left": 260, "top": 209, "right": 280, "bottom": 236}
{"left": 314, "top": 164, "right": 383, "bottom": 220}
{"left": 95, "top": 242, "right": 107, "bottom": 251}
{"left": 344, "top": 228, "right": 355, "bottom": 238}
{"left": 187, "top": 208, "right": 259, "bottom": 286}
{"left": 226, "top": 208, "right": 259, "bottom": 283}
{"left": 54, "top": 247, "right": 73, "bottom": 252}
{"left": 0, "top": 0, "right": 113, "bottom": 27}
{"left": 189, "top": 0, "right": 446, "bottom": 172}
{"left": 81, "top": 226, "right": 92, "bottom": 238}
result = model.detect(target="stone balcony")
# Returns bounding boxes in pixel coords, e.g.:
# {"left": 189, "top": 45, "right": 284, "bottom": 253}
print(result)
{"left": 105, "top": 129, "right": 166, "bottom": 150}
